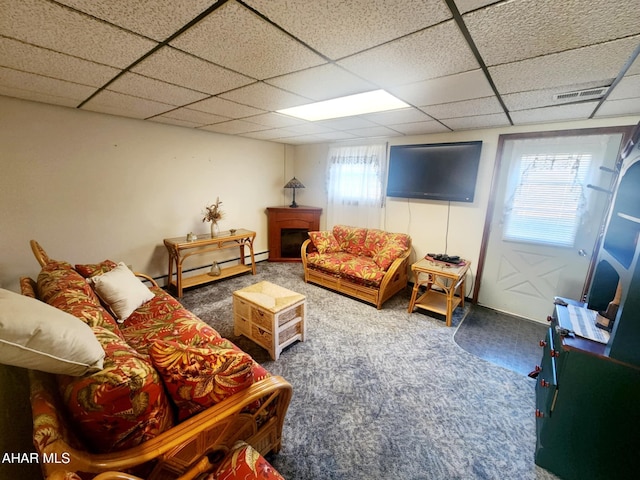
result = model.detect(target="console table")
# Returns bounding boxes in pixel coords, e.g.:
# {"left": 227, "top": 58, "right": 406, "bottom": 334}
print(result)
{"left": 164, "top": 229, "right": 256, "bottom": 298}
{"left": 408, "top": 257, "right": 471, "bottom": 326}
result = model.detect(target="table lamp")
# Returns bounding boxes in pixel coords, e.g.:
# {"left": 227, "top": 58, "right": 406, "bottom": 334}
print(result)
{"left": 284, "top": 177, "right": 305, "bottom": 208}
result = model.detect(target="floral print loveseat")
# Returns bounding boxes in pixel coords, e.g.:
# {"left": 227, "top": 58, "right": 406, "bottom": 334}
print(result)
{"left": 301, "top": 225, "right": 412, "bottom": 308}
{"left": 16, "top": 241, "right": 291, "bottom": 480}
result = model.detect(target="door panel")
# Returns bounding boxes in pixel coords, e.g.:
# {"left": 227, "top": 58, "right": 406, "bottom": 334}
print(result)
{"left": 479, "top": 133, "right": 623, "bottom": 321}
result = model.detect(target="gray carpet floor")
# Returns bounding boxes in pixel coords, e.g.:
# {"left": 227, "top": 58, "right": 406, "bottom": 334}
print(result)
{"left": 180, "top": 262, "right": 560, "bottom": 480}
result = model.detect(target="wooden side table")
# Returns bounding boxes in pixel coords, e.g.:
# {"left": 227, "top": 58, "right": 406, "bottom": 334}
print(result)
{"left": 164, "top": 229, "right": 256, "bottom": 298}
{"left": 408, "top": 257, "right": 471, "bottom": 326}
{"left": 233, "top": 281, "right": 306, "bottom": 360}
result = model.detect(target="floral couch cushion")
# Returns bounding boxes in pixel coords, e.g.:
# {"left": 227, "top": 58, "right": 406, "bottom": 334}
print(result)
{"left": 205, "top": 441, "right": 285, "bottom": 480}
{"left": 57, "top": 325, "right": 174, "bottom": 453}
{"left": 332, "top": 225, "right": 368, "bottom": 256}
{"left": 120, "top": 288, "right": 270, "bottom": 419}
{"left": 306, "top": 252, "right": 386, "bottom": 287}
{"left": 149, "top": 340, "right": 255, "bottom": 421}
{"left": 34, "top": 260, "right": 173, "bottom": 453}
{"left": 308, "top": 230, "right": 341, "bottom": 254}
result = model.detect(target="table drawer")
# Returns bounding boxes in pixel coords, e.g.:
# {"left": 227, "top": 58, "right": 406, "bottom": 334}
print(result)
{"left": 234, "top": 315, "right": 250, "bottom": 335}
{"left": 251, "top": 307, "right": 274, "bottom": 330}
{"left": 233, "top": 297, "right": 251, "bottom": 318}
{"left": 280, "top": 319, "right": 303, "bottom": 345}
{"left": 251, "top": 324, "right": 273, "bottom": 348}
{"left": 277, "top": 303, "right": 304, "bottom": 327}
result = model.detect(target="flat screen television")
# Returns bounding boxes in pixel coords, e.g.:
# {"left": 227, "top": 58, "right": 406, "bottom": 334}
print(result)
{"left": 386, "top": 141, "right": 482, "bottom": 202}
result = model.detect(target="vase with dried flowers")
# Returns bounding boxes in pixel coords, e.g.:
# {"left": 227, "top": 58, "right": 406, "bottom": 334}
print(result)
{"left": 202, "top": 197, "right": 224, "bottom": 237}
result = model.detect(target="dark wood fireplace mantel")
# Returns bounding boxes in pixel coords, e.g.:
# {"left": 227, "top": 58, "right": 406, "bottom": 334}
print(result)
{"left": 267, "top": 206, "right": 322, "bottom": 262}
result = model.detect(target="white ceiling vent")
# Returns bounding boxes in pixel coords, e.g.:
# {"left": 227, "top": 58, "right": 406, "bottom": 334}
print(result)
{"left": 553, "top": 87, "right": 609, "bottom": 102}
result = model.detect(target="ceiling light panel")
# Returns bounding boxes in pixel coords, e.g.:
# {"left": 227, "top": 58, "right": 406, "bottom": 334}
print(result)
{"left": 464, "top": 0, "right": 640, "bottom": 66}
{"left": 277, "top": 90, "right": 409, "bottom": 121}
{"left": 55, "top": 0, "right": 217, "bottom": 42}
{"left": 170, "top": 0, "right": 325, "bottom": 79}
{"left": 337, "top": 21, "right": 479, "bottom": 87}
{"left": 131, "top": 47, "right": 254, "bottom": 95}
{"left": 244, "top": 0, "right": 452, "bottom": 59}
{"left": 0, "top": 0, "right": 156, "bottom": 68}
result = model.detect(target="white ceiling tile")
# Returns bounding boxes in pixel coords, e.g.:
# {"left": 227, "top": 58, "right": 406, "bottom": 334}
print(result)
{"left": 386, "top": 120, "right": 451, "bottom": 135}
{"left": 441, "top": 113, "right": 511, "bottom": 130}
{"left": 502, "top": 81, "right": 612, "bottom": 111}
{"left": 150, "top": 116, "right": 204, "bottom": 128}
{"left": 188, "top": 96, "right": 265, "bottom": 118}
{"left": 242, "top": 112, "right": 306, "bottom": 129}
{"left": 244, "top": 0, "right": 452, "bottom": 59}
{"left": 313, "top": 131, "right": 361, "bottom": 142}
{"left": 361, "top": 107, "right": 434, "bottom": 125}
{"left": 390, "top": 70, "right": 494, "bottom": 107}
{"left": 594, "top": 97, "right": 640, "bottom": 118}
{"left": 338, "top": 21, "right": 479, "bottom": 87}
{"left": 607, "top": 74, "right": 640, "bottom": 101}
{"left": 107, "top": 73, "right": 209, "bottom": 106}
{"left": 239, "top": 128, "right": 299, "bottom": 140}
{"left": 55, "top": 0, "right": 217, "bottom": 42}
{"left": 422, "top": 96, "right": 504, "bottom": 119}
{"left": 0, "top": 66, "right": 95, "bottom": 105}
{"left": 285, "top": 123, "right": 336, "bottom": 136}
{"left": 489, "top": 36, "right": 639, "bottom": 94}
{"left": 81, "top": 90, "right": 174, "bottom": 119}
{"left": 345, "top": 126, "right": 405, "bottom": 138}
{"left": 199, "top": 119, "right": 268, "bottom": 135}
{"left": 0, "top": 37, "right": 119, "bottom": 87}
{"left": 1, "top": 0, "right": 156, "bottom": 68}
{"left": 510, "top": 103, "right": 599, "bottom": 125}
{"left": 315, "top": 117, "right": 380, "bottom": 131}
{"left": 274, "top": 134, "right": 328, "bottom": 145}
{"left": 131, "top": 47, "right": 253, "bottom": 95}
{"left": 266, "top": 64, "right": 375, "bottom": 101}
{"left": 170, "top": 0, "right": 325, "bottom": 79}
{"left": 154, "top": 107, "right": 229, "bottom": 126}
{"left": 454, "top": 0, "right": 497, "bottom": 14}
{"left": 219, "top": 82, "right": 311, "bottom": 111}
{"left": 464, "top": 0, "right": 640, "bottom": 66}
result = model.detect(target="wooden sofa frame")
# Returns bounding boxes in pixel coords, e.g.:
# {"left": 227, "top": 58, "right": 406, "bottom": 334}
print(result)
{"left": 301, "top": 237, "right": 412, "bottom": 309}
{"left": 23, "top": 241, "right": 293, "bottom": 480}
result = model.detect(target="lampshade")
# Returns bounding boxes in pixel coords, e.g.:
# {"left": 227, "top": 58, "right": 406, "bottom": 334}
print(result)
{"left": 283, "top": 177, "right": 305, "bottom": 208}
{"left": 284, "top": 177, "right": 305, "bottom": 189}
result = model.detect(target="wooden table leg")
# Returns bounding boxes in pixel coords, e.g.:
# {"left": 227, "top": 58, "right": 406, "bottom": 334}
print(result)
{"left": 408, "top": 281, "right": 420, "bottom": 313}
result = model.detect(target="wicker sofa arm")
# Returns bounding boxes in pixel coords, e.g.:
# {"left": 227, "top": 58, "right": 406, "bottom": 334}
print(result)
{"left": 32, "top": 370, "right": 292, "bottom": 480}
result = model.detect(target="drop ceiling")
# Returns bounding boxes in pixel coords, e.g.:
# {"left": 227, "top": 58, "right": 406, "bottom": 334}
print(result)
{"left": 1, "top": 0, "right": 639, "bottom": 145}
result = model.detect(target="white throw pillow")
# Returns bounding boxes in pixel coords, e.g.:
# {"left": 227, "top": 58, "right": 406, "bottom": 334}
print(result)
{"left": 0, "top": 288, "right": 105, "bottom": 375}
{"left": 90, "top": 262, "right": 155, "bottom": 322}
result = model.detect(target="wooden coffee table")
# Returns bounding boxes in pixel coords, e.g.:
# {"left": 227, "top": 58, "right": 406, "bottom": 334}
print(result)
{"left": 408, "top": 257, "right": 471, "bottom": 327}
{"left": 233, "top": 281, "right": 306, "bottom": 360}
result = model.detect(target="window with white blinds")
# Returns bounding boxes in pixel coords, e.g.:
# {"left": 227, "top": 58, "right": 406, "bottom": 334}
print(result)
{"left": 503, "top": 152, "right": 592, "bottom": 247}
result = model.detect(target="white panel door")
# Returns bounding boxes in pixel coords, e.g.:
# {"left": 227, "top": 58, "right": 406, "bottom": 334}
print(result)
{"left": 479, "top": 133, "right": 623, "bottom": 322}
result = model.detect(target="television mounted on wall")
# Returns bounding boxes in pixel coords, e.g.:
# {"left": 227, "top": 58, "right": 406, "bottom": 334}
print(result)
{"left": 386, "top": 141, "right": 482, "bottom": 202}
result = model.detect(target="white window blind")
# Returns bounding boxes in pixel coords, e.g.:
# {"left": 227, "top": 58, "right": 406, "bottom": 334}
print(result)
{"left": 503, "top": 152, "right": 592, "bottom": 247}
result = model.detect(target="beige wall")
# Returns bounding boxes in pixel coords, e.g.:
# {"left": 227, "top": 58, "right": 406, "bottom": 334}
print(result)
{"left": 0, "top": 95, "right": 291, "bottom": 292}
{"left": 292, "top": 116, "right": 640, "bottom": 281}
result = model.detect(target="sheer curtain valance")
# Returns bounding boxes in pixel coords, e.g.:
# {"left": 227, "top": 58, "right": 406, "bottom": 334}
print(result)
{"left": 326, "top": 144, "right": 387, "bottom": 228}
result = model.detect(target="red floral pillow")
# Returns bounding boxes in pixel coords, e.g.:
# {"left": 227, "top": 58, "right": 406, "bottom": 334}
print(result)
{"left": 208, "top": 441, "right": 285, "bottom": 480}
{"left": 332, "top": 225, "right": 367, "bottom": 256}
{"left": 149, "top": 340, "right": 255, "bottom": 420}
{"left": 75, "top": 260, "right": 118, "bottom": 278}
{"left": 308, "top": 231, "right": 342, "bottom": 254}
{"left": 372, "top": 242, "right": 407, "bottom": 270}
